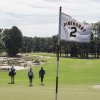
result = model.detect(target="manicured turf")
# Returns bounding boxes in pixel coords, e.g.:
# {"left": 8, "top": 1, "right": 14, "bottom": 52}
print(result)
{"left": 0, "top": 54, "right": 100, "bottom": 100}
{"left": 0, "top": 85, "right": 100, "bottom": 100}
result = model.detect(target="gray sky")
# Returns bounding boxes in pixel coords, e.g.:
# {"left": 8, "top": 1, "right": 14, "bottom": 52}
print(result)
{"left": 0, "top": 0, "right": 100, "bottom": 37}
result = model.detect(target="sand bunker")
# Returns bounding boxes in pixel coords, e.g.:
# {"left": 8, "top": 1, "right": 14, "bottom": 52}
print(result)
{"left": 0, "top": 66, "right": 27, "bottom": 70}
{"left": 0, "top": 56, "right": 46, "bottom": 71}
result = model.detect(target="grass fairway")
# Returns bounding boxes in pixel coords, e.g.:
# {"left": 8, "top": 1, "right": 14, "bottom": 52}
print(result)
{"left": 0, "top": 54, "right": 100, "bottom": 100}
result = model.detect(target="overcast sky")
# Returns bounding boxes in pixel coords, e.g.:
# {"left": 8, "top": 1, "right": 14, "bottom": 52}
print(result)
{"left": 0, "top": 0, "right": 100, "bottom": 37}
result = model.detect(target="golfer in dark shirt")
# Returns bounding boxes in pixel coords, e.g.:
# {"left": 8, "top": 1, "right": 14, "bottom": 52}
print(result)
{"left": 39, "top": 67, "right": 45, "bottom": 85}
{"left": 9, "top": 66, "right": 16, "bottom": 84}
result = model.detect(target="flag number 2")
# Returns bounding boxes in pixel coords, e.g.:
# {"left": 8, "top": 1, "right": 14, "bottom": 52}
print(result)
{"left": 70, "top": 27, "right": 77, "bottom": 37}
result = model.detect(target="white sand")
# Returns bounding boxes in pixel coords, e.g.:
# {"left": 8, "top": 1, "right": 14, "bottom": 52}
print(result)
{"left": 0, "top": 66, "right": 28, "bottom": 70}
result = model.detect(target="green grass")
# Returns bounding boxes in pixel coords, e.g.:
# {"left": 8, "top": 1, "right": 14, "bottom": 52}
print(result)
{"left": 59, "top": 58, "right": 100, "bottom": 85}
{"left": 23, "top": 52, "right": 56, "bottom": 57}
{"left": 1, "top": 54, "right": 100, "bottom": 100}
{"left": 0, "top": 85, "right": 100, "bottom": 100}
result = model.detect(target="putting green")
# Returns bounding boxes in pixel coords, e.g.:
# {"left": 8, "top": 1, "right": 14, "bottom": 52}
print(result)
{"left": 0, "top": 85, "right": 100, "bottom": 100}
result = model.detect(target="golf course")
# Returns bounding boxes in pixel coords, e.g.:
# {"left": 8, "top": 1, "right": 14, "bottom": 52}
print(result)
{"left": 0, "top": 53, "right": 100, "bottom": 100}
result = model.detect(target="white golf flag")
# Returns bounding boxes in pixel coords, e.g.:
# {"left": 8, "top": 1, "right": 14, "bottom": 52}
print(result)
{"left": 60, "top": 13, "right": 91, "bottom": 43}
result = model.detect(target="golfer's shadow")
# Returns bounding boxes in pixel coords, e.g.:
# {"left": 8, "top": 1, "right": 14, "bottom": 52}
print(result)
{"left": 8, "top": 82, "right": 15, "bottom": 84}
{"left": 41, "top": 84, "right": 45, "bottom": 86}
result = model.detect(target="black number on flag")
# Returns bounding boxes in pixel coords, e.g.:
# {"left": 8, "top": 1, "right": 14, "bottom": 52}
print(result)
{"left": 70, "top": 27, "right": 77, "bottom": 37}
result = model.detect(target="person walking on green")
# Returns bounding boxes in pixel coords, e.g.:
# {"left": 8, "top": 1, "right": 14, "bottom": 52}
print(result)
{"left": 39, "top": 67, "right": 45, "bottom": 85}
{"left": 28, "top": 68, "right": 34, "bottom": 86}
{"left": 9, "top": 66, "right": 16, "bottom": 84}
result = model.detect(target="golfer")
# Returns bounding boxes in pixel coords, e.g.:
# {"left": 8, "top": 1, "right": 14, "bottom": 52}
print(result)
{"left": 9, "top": 66, "right": 16, "bottom": 84}
{"left": 28, "top": 68, "right": 34, "bottom": 86}
{"left": 39, "top": 67, "right": 45, "bottom": 85}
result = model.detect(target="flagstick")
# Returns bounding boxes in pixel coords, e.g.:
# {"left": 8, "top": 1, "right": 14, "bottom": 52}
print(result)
{"left": 55, "top": 6, "right": 62, "bottom": 100}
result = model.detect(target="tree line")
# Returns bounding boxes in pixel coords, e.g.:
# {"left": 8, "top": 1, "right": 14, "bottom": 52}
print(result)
{"left": 0, "top": 21, "right": 100, "bottom": 58}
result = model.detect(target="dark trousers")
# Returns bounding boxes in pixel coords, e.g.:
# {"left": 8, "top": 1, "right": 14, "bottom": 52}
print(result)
{"left": 29, "top": 76, "right": 33, "bottom": 86}
{"left": 40, "top": 75, "right": 44, "bottom": 84}
{"left": 11, "top": 75, "right": 14, "bottom": 84}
